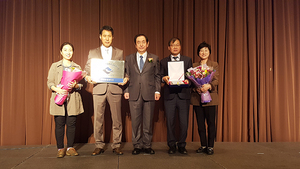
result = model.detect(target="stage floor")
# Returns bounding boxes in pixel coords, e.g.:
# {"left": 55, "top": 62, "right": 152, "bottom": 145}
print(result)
{"left": 0, "top": 142, "right": 299, "bottom": 169}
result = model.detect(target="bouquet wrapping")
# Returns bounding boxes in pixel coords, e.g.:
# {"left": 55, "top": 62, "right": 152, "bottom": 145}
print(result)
{"left": 186, "top": 65, "right": 215, "bottom": 103}
{"left": 54, "top": 67, "right": 86, "bottom": 105}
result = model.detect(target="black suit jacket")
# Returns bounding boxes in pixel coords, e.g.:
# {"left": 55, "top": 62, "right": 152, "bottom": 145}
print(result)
{"left": 160, "top": 55, "right": 192, "bottom": 100}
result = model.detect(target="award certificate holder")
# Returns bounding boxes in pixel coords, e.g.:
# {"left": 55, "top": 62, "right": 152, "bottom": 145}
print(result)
{"left": 168, "top": 61, "right": 187, "bottom": 86}
{"left": 91, "top": 58, "right": 124, "bottom": 83}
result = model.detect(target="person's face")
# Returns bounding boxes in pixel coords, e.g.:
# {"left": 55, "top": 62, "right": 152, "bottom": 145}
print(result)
{"left": 60, "top": 44, "right": 73, "bottom": 61}
{"left": 135, "top": 36, "right": 149, "bottom": 54}
{"left": 100, "top": 30, "right": 113, "bottom": 47}
{"left": 168, "top": 40, "right": 181, "bottom": 56}
{"left": 199, "top": 47, "right": 210, "bottom": 60}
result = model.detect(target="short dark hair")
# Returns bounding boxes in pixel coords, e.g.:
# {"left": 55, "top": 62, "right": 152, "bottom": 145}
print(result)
{"left": 197, "top": 41, "right": 211, "bottom": 56}
{"left": 60, "top": 42, "right": 74, "bottom": 52}
{"left": 100, "top": 25, "right": 114, "bottom": 36}
{"left": 134, "top": 34, "right": 148, "bottom": 44}
{"left": 168, "top": 37, "right": 181, "bottom": 46}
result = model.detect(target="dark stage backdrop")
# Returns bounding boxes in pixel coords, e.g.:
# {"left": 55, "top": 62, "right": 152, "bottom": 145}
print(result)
{"left": 1, "top": 0, "right": 300, "bottom": 146}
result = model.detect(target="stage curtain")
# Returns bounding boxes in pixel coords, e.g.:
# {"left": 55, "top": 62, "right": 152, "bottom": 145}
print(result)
{"left": 0, "top": 0, "right": 300, "bottom": 146}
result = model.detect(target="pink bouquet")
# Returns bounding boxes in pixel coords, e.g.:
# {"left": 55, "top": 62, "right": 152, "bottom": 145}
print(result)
{"left": 186, "top": 65, "right": 215, "bottom": 103}
{"left": 54, "top": 67, "right": 86, "bottom": 105}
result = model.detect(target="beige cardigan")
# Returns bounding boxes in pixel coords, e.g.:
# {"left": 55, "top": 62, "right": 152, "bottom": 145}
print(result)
{"left": 190, "top": 60, "right": 219, "bottom": 107}
{"left": 47, "top": 60, "right": 84, "bottom": 116}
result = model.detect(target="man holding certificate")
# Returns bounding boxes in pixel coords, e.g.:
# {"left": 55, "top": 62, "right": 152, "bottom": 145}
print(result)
{"left": 84, "top": 26, "right": 128, "bottom": 155}
{"left": 160, "top": 37, "right": 192, "bottom": 154}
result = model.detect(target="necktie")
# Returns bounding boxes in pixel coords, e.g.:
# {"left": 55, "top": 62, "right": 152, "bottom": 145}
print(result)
{"left": 173, "top": 56, "right": 178, "bottom": 61}
{"left": 140, "top": 55, "right": 144, "bottom": 72}
{"left": 105, "top": 49, "right": 109, "bottom": 55}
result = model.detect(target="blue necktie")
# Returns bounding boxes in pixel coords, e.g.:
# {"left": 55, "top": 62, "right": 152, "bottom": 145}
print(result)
{"left": 173, "top": 56, "right": 178, "bottom": 61}
{"left": 140, "top": 55, "right": 144, "bottom": 72}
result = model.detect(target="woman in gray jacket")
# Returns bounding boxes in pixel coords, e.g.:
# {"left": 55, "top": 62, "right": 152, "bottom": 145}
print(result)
{"left": 47, "top": 42, "right": 84, "bottom": 158}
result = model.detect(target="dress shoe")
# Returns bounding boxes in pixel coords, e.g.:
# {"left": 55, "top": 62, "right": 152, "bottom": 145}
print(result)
{"left": 144, "top": 148, "right": 155, "bottom": 154}
{"left": 66, "top": 147, "right": 79, "bottom": 156}
{"left": 132, "top": 148, "right": 142, "bottom": 155}
{"left": 207, "top": 147, "right": 214, "bottom": 155}
{"left": 92, "top": 148, "right": 104, "bottom": 156}
{"left": 168, "top": 146, "right": 176, "bottom": 154}
{"left": 178, "top": 147, "right": 187, "bottom": 154}
{"left": 57, "top": 149, "right": 65, "bottom": 158}
{"left": 196, "top": 147, "right": 207, "bottom": 154}
{"left": 113, "top": 147, "right": 123, "bottom": 155}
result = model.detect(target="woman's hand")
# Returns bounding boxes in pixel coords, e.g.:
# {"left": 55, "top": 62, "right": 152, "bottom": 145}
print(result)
{"left": 196, "top": 87, "right": 202, "bottom": 94}
{"left": 67, "top": 80, "right": 77, "bottom": 89}
{"left": 56, "top": 88, "right": 68, "bottom": 95}
{"left": 200, "top": 84, "right": 211, "bottom": 93}
{"left": 51, "top": 86, "right": 68, "bottom": 95}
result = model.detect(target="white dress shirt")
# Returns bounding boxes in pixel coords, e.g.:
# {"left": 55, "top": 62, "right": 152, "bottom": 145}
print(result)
{"left": 170, "top": 53, "right": 181, "bottom": 61}
{"left": 136, "top": 51, "right": 148, "bottom": 70}
{"left": 101, "top": 45, "right": 112, "bottom": 60}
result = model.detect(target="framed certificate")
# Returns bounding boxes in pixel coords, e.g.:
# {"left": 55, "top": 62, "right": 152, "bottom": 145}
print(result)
{"left": 91, "top": 59, "right": 124, "bottom": 83}
{"left": 168, "top": 61, "right": 187, "bottom": 86}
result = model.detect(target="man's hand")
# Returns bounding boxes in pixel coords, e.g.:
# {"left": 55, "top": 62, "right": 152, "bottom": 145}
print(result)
{"left": 85, "top": 75, "right": 96, "bottom": 84}
{"left": 118, "top": 77, "right": 129, "bottom": 86}
{"left": 162, "top": 76, "right": 170, "bottom": 85}
{"left": 155, "top": 93, "right": 160, "bottom": 100}
{"left": 124, "top": 93, "right": 129, "bottom": 99}
{"left": 183, "top": 79, "right": 189, "bottom": 84}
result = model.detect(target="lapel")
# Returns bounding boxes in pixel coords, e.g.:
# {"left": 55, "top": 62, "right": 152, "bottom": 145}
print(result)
{"left": 111, "top": 47, "right": 116, "bottom": 60}
{"left": 133, "top": 53, "right": 140, "bottom": 73}
{"left": 97, "top": 47, "right": 103, "bottom": 59}
{"left": 57, "top": 60, "right": 63, "bottom": 82}
{"left": 168, "top": 55, "right": 172, "bottom": 62}
{"left": 142, "top": 52, "right": 151, "bottom": 73}
{"left": 179, "top": 55, "right": 183, "bottom": 62}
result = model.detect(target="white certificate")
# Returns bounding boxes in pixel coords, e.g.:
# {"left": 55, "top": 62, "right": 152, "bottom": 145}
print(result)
{"left": 91, "top": 58, "right": 124, "bottom": 83}
{"left": 168, "top": 61, "right": 185, "bottom": 85}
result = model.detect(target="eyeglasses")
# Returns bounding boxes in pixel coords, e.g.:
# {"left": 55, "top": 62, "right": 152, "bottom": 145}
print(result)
{"left": 170, "top": 44, "right": 180, "bottom": 47}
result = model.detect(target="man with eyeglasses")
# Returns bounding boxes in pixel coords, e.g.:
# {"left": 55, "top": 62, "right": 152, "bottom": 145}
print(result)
{"left": 160, "top": 37, "right": 192, "bottom": 154}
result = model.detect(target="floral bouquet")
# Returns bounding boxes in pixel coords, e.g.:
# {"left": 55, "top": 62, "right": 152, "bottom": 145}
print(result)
{"left": 186, "top": 65, "right": 215, "bottom": 103}
{"left": 54, "top": 67, "right": 86, "bottom": 105}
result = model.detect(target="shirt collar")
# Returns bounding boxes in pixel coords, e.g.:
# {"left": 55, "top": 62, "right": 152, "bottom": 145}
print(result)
{"left": 170, "top": 53, "right": 180, "bottom": 60}
{"left": 137, "top": 51, "right": 148, "bottom": 58}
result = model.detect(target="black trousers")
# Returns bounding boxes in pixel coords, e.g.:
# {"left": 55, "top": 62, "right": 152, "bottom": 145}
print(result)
{"left": 54, "top": 105, "right": 77, "bottom": 149}
{"left": 165, "top": 95, "right": 190, "bottom": 148}
{"left": 194, "top": 105, "right": 216, "bottom": 147}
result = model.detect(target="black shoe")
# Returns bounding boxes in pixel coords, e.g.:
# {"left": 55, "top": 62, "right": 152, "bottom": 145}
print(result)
{"left": 144, "top": 148, "right": 155, "bottom": 154}
{"left": 207, "top": 147, "right": 214, "bottom": 155}
{"left": 196, "top": 147, "right": 207, "bottom": 154}
{"left": 168, "top": 146, "right": 176, "bottom": 154}
{"left": 132, "top": 148, "right": 141, "bottom": 155}
{"left": 178, "top": 147, "right": 187, "bottom": 154}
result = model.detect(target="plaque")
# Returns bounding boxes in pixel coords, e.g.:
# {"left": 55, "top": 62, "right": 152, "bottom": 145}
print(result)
{"left": 91, "top": 59, "right": 124, "bottom": 83}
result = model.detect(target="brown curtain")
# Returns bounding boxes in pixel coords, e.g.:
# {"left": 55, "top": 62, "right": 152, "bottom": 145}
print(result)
{"left": 1, "top": 0, "right": 299, "bottom": 146}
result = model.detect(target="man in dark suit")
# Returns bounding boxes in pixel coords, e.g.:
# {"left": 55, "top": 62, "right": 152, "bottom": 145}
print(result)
{"left": 160, "top": 37, "right": 192, "bottom": 154}
{"left": 84, "top": 26, "right": 128, "bottom": 156}
{"left": 124, "top": 34, "right": 161, "bottom": 155}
